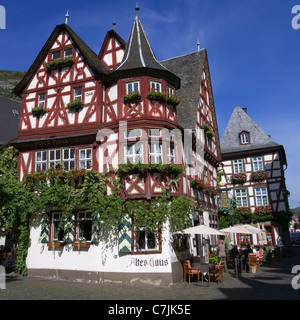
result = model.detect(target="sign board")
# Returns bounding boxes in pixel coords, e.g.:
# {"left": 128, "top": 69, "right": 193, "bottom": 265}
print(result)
{"left": 218, "top": 192, "right": 231, "bottom": 209}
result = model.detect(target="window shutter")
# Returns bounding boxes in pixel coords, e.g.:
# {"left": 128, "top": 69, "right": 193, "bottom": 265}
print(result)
{"left": 91, "top": 216, "right": 100, "bottom": 243}
{"left": 64, "top": 215, "right": 75, "bottom": 243}
{"left": 118, "top": 216, "right": 132, "bottom": 254}
{"left": 40, "top": 214, "right": 50, "bottom": 244}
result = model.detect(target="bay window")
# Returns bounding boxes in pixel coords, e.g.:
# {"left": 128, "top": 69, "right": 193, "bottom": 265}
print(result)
{"left": 79, "top": 148, "right": 92, "bottom": 170}
{"left": 124, "top": 143, "right": 143, "bottom": 163}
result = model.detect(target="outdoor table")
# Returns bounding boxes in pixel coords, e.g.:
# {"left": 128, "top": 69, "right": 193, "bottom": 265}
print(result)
{"left": 192, "top": 262, "right": 213, "bottom": 274}
{"left": 192, "top": 263, "right": 213, "bottom": 287}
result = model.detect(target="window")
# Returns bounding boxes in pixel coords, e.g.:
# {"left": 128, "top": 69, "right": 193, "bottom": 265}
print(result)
{"left": 36, "top": 151, "right": 47, "bottom": 171}
{"left": 74, "top": 87, "right": 82, "bottom": 101}
{"left": 49, "top": 149, "right": 61, "bottom": 168}
{"left": 149, "top": 129, "right": 161, "bottom": 137}
{"left": 52, "top": 51, "right": 61, "bottom": 60}
{"left": 150, "top": 81, "right": 161, "bottom": 92}
{"left": 76, "top": 212, "right": 92, "bottom": 241}
{"left": 255, "top": 187, "right": 269, "bottom": 206}
{"left": 167, "top": 144, "right": 175, "bottom": 163}
{"left": 167, "top": 85, "right": 174, "bottom": 97}
{"left": 204, "top": 168, "right": 208, "bottom": 183}
{"left": 134, "top": 227, "right": 159, "bottom": 252}
{"left": 252, "top": 156, "right": 264, "bottom": 171}
{"left": 234, "top": 189, "right": 249, "bottom": 207}
{"left": 51, "top": 212, "right": 64, "bottom": 241}
{"left": 79, "top": 148, "right": 92, "bottom": 170}
{"left": 125, "top": 143, "right": 143, "bottom": 163}
{"left": 233, "top": 159, "right": 244, "bottom": 173}
{"left": 240, "top": 132, "right": 250, "bottom": 145}
{"left": 125, "top": 129, "right": 142, "bottom": 139}
{"left": 64, "top": 48, "right": 73, "bottom": 57}
{"left": 149, "top": 142, "right": 162, "bottom": 163}
{"left": 126, "top": 81, "right": 140, "bottom": 94}
{"left": 38, "top": 93, "right": 46, "bottom": 107}
{"left": 63, "top": 148, "right": 75, "bottom": 171}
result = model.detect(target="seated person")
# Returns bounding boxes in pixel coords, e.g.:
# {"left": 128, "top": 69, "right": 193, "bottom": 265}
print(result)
{"left": 229, "top": 245, "right": 239, "bottom": 258}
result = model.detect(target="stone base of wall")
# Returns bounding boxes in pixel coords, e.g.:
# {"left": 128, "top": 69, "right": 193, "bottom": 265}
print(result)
{"left": 28, "top": 266, "right": 181, "bottom": 287}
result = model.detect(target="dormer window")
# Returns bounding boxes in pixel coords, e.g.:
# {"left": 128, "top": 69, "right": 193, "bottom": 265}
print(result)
{"left": 240, "top": 131, "right": 250, "bottom": 145}
{"left": 52, "top": 51, "right": 61, "bottom": 60}
{"left": 64, "top": 48, "right": 73, "bottom": 57}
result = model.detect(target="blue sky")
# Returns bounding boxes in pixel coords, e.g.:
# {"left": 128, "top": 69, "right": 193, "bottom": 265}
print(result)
{"left": 0, "top": 0, "right": 299, "bottom": 208}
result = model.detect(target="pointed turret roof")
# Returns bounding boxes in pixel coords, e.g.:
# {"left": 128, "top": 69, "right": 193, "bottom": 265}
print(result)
{"left": 220, "top": 105, "right": 283, "bottom": 155}
{"left": 109, "top": 8, "right": 180, "bottom": 88}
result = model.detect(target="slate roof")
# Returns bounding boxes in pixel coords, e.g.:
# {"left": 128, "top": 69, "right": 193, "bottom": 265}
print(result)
{"left": 220, "top": 105, "right": 282, "bottom": 155}
{"left": 161, "top": 50, "right": 206, "bottom": 130}
{"left": 0, "top": 96, "right": 21, "bottom": 145}
{"left": 110, "top": 13, "right": 180, "bottom": 89}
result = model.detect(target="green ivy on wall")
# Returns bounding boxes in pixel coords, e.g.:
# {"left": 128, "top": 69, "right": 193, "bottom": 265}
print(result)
{"left": 0, "top": 150, "right": 194, "bottom": 275}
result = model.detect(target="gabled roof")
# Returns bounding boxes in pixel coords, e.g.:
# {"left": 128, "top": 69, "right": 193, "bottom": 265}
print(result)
{"left": 98, "top": 29, "right": 127, "bottom": 59}
{"left": 109, "top": 12, "right": 180, "bottom": 89}
{"left": 14, "top": 24, "right": 109, "bottom": 96}
{"left": 220, "top": 105, "right": 283, "bottom": 156}
{"left": 0, "top": 96, "right": 21, "bottom": 145}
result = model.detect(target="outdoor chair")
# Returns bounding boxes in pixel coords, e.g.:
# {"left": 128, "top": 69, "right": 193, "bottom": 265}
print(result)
{"left": 208, "top": 261, "right": 224, "bottom": 284}
{"left": 183, "top": 260, "right": 201, "bottom": 284}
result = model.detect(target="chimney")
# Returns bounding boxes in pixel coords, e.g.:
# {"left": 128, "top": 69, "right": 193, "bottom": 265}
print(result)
{"left": 242, "top": 108, "right": 247, "bottom": 114}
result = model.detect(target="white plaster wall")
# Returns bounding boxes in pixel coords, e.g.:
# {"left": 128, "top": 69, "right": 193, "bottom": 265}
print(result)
{"left": 26, "top": 221, "right": 174, "bottom": 275}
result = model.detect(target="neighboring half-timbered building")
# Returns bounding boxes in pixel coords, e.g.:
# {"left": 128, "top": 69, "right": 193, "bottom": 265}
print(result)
{"left": 219, "top": 106, "right": 289, "bottom": 247}
{"left": 13, "top": 8, "right": 221, "bottom": 285}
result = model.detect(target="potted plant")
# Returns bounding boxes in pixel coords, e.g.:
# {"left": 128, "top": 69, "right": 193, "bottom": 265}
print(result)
{"left": 209, "top": 252, "right": 219, "bottom": 265}
{"left": 250, "top": 262, "right": 257, "bottom": 273}
{"left": 67, "top": 99, "right": 84, "bottom": 111}
{"left": 32, "top": 106, "right": 48, "bottom": 117}
{"left": 124, "top": 91, "right": 141, "bottom": 104}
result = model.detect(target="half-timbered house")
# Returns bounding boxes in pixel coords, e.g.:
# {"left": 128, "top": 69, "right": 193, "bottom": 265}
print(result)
{"left": 12, "top": 8, "right": 221, "bottom": 285}
{"left": 219, "top": 106, "right": 289, "bottom": 247}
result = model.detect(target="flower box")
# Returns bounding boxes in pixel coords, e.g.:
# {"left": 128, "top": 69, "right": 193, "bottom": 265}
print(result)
{"left": 167, "top": 95, "right": 180, "bottom": 107}
{"left": 67, "top": 100, "right": 84, "bottom": 111}
{"left": 201, "top": 124, "right": 210, "bottom": 132}
{"left": 124, "top": 91, "right": 141, "bottom": 104}
{"left": 206, "top": 131, "right": 215, "bottom": 138}
{"left": 250, "top": 170, "right": 268, "bottom": 181}
{"left": 117, "top": 162, "right": 184, "bottom": 176}
{"left": 46, "top": 57, "right": 74, "bottom": 71}
{"left": 235, "top": 207, "right": 253, "bottom": 221}
{"left": 32, "top": 106, "right": 48, "bottom": 117}
{"left": 231, "top": 172, "right": 247, "bottom": 184}
{"left": 147, "top": 90, "right": 167, "bottom": 102}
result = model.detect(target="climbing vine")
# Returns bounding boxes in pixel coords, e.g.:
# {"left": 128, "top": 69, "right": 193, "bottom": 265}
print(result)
{"left": 0, "top": 149, "right": 194, "bottom": 275}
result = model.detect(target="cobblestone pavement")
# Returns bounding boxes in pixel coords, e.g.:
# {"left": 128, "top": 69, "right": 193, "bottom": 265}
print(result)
{"left": 1, "top": 247, "right": 300, "bottom": 301}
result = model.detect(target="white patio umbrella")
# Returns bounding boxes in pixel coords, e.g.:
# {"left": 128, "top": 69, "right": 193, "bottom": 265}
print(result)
{"left": 181, "top": 224, "right": 225, "bottom": 287}
{"left": 183, "top": 224, "right": 226, "bottom": 236}
{"left": 220, "top": 225, "right": 262, "bottom": 235}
